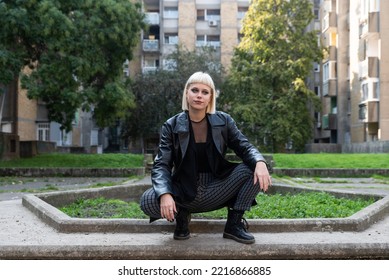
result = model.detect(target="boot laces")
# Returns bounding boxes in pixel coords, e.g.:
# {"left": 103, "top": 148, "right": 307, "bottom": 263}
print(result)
{"left": 241, "top": 218, "right": 249, "bottom": 231}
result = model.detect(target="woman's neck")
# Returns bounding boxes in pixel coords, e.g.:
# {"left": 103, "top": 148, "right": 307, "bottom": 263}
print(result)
{"left": 188, "top": 110, "right": 206, "bottom": 123}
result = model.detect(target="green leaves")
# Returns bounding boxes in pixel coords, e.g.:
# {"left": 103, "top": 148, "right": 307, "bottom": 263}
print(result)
{"left": 0, "top": 0, "right": 144, "bottom": 131}
{"left": 223, "top": 0, "right": 323, "bottom": 152}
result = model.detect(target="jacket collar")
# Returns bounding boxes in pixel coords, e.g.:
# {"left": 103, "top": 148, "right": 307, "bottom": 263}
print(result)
{"left": 173, "top": 111, "right": 225, "bottom": 133}
{"left": 173, "top": 111, "right": 190, "bottom": 133}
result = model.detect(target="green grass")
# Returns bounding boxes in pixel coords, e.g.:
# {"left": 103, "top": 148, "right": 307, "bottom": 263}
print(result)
{"left": 272, "top": 153, "right": 389, "bottom": 169}
{"left": 1, "top": 153, "right": 387, "bottom": 169}
{"left": 0, "top": 153, "right": 144, "bottom": 168}
{"left": 60, "top": 198, "right": 149, "bottom": 219}
{"left": 60, "top": 192, "right": 375, "bottom": 219}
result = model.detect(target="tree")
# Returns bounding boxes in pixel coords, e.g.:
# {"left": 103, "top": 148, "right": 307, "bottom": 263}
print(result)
{"left": 121, "top": 45, "right": 224, "bottom": 150}
{"left": 220, "top": 0, "right": 322, "bottom": 152}
{"left": 0, "top": 0, "right": 144, "bottom": 131}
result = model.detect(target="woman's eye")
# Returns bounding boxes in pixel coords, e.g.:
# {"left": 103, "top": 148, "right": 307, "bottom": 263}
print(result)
{"left": 190, "top": 88, "right": 199, "bottom": 93}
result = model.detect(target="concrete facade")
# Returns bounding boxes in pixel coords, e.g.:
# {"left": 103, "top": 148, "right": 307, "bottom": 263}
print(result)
{"left": 130, "top": 0, "right": 249, "bottom": 75}
{"left": 313, "top": 0, "right": 389, "bottom": 147}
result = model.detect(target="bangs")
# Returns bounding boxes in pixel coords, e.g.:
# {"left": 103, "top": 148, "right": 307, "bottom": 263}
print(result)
{"left": 182, "top": 72, "right": 217, "bottom": 114}
{"left": 187, "top": 72, "right": 215, "bottom": 91}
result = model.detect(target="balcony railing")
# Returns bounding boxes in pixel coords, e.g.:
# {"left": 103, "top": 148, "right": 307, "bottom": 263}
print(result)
{"left": 143, "top": 39, "right": 159, "bottom": 52}
{"left": 359, "top": 100, "right": 379, "bottom": 123}
{"left": 322, "top": 80, "right": 337, "bottom": 97}
{"left": 322, "top": 113, "right": 337, "bottom": 130}
{"left": 322, "top": 11, "right": 337, "bottom": 32}
{"left": 369, "top": 12, "right": 379, "bottom": 33}
{"left": 359, "top": 57, "right": 379, "bottom": 79}
{"left": 195, "top": 41, "right": 221, "bottom": 48}
{"left": 142, "top": 66, "right": 158, "bottom": 74}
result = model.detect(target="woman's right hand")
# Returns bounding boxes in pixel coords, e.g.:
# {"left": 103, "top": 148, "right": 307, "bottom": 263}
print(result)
{"left": 160, "top": 193, "right": 176, "bottom": 222}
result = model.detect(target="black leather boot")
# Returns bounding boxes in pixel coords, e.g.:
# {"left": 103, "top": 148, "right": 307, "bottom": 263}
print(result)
{"left": 223, "top": 209, "right": 255, "bottom": 244}
{"left": 174, "top": 208, "right": 191, "bottom": 240}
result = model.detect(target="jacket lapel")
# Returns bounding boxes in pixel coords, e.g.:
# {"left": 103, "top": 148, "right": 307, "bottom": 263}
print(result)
{"left": 174, "top": 112, "right": 190, "bottom": 160}
{"left": 208, "top": 113, "right": 226, "bottom": 155}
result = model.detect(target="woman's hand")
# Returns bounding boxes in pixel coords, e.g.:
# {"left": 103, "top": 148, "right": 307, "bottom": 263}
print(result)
{"left": 253, "top": 161, "right": 272, "bottom": 192}
{"left": 160, "top": 193, "right": 177, "bottom": 222}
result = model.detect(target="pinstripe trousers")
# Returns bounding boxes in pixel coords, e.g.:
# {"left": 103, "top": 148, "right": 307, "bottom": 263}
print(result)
{"left": 140, "top": 163, "right": 260, "bottom": 219}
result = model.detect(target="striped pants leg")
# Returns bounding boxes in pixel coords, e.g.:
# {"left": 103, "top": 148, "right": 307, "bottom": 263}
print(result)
{"left": 140, "top": 163, "right": 259, "bottom": 218}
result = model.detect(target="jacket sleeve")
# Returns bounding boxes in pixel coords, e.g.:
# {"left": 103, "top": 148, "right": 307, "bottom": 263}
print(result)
{"left": 224, "top": 114, "right": 267, "bottom": 171}
{"left": 151, "top": 121, "right": 175, "bottom": 199}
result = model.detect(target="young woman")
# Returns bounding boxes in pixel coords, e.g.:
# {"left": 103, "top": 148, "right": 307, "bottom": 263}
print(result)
{"left": 140, "top": 72, "right": 271, "bottom": 244}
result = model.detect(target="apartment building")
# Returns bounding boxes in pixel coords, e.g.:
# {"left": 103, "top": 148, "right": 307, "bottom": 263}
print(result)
{"left": 0, "top": 76, "right": 104, "bottom": 159}
{"left": 127, "top": 0, "right": 250, "bottom": 76}
{"left": 313, "top": 0, "right": 388, "bottom": 150}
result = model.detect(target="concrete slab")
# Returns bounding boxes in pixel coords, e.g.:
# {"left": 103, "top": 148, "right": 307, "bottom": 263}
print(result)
{"left": 1, "top": 198, "right": 389, "bottom": 259}
{"left": 1, "top": 176, "right": 389, "bottom": 259}
{"left": 20, "top": 183, "right": 389, "bottom": 233}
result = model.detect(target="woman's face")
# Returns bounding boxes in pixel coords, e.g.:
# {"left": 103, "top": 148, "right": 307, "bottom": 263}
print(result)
{"left": 186, "top": 83, "right": 212, "bottom": 112}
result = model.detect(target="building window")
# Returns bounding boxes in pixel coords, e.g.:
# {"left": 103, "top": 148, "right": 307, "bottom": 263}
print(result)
{"left": 196, "top": 35, "right": 220, "bottom": 48}
{"left": 37, "top": 123, "right": 50, "bottom": 141}
{"left": 323, "top": 61, "right": 336, "bottom": 82}
{"left": 164, "top": 7, "right": 178, "bottom": 19}
{"left": 314, "top": 9, "right": 319, "bottom": 20}
{"left": 314, "top": 86, "right": 321, "bottom": 97}
{"left": 143, "top": 58, "right": 159, "bottom": 73}
{"left": 197, "top": 9, "right": 220, "bottom": 21}
{"left": 322, "top": 14, "right": 329, "bottom": 32}
{"left": 91, "top": 129, "right": 99, "bottom": 146}
{"left": 164, "top": 33, "right": 178, "bottom": 45}
{"left": 123, "top": 59, "right": 130, "bottom": 77}
{"left": 60, "top": 130, "right": 72, "bottom": 146}
{"left": 206, "top": 9, "right": 220, "bottom": 21}
{"left": 238, "top": 7, "right": 248, "bottom": 20}
{"left": 163, "top": 59, "right": 177, "bottom": 70}
{"left": 197, "top": 9, "right": 205, "bottom": 21}
{"left": 361, "top": 80, "right": 380, "bottom": 101}
{"left": 238, "top": 32, "right": 244, "bottom": 44}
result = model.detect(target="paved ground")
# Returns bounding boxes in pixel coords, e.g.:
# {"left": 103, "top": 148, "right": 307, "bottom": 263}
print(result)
{"left": 0, "top": 177, "right": 132, "bottom": 201}
{"left": 1, "top": 175, "right": 389, "bottom": 259}
{"left": 276, "top": 176, "right": 389, "bottom": 196}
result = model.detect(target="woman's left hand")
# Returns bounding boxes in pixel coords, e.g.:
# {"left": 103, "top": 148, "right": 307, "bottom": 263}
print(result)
{"left": 253, "top": 161, "right": 272, "bottom": 192}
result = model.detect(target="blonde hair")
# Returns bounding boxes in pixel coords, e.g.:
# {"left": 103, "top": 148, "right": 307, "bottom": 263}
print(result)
{"left": 181, "top": 72, "right": 216, "bottom": 114}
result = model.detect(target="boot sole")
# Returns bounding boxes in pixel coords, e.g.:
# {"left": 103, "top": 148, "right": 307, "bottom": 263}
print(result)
{"left": 223, "top": 232, "right": 255, "bottom": 244}
{"left": 173, "top": 234, "right": 190, "bottom": 240}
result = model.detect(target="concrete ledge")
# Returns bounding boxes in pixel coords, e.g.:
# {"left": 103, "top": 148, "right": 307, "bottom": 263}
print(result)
{"left": 22, "top": 183, "right": 389, "bottom": 234}
{"left": 274, "top": 168, "right": 389, "bottom": 177}
{"left": 0, "top": 167, "right": 145, "bottom": 177}
{"left": 2, "top": 167, "right": 388, "bottom": 178}
{"left": 1, "top": 243, "right": 389, "bottom": 260}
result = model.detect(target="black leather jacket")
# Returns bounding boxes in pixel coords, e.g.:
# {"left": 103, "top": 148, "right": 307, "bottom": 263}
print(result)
{"left": 151, "top": 111, "right": 267, "bottom": 201}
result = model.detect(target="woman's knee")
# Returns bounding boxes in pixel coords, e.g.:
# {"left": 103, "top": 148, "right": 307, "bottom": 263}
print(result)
{"left": 234, "top": 163, "right": 253, "bottom": 179}
{"left": 139, "top": 188, "right": 159, "bottom": 216}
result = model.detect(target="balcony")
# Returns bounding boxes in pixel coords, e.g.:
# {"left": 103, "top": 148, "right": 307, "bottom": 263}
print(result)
{"left": 322, "top": 114, "right": 337, "bottom": 130}
{"left": 328, "top": 45, "right": 337, "bottom": 61}
{"left": 143, "top": 39, "right": 159, "bottom": 52}
{"left": 322, "top": 80, "right": 337, "bottom": 97}
{"left": 359, "top": 57, "right": 379, "bottom": 79}
{"left": 360, "top": 12, "right": 380, "bottom": 38}
{"left": 322, "top": 11, "right": 337, "bottom": 32}
{"left": 359, "top": 100, "right": 379, "bottom": 123}
{"left": 142, "top": 66, "right": 158, "bottom": 74}
{"left": 369, "top": 12, "right": 379, "bottom": 33}
{"left": 195, "top": 41, "right": 221, "bottom": 48}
